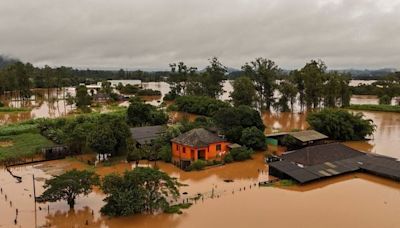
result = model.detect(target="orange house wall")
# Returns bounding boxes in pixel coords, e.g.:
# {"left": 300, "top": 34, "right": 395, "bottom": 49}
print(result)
{"left": 172, "top": 141, "right": 229, "bottom": 161}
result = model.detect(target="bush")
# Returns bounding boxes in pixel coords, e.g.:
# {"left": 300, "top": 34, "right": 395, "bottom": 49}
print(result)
{"left": 187, "top": 160, "right": 207, "bottom": 171}
{"left": 163, "top": 92, "right": 179, "bottom": 101}
{"left": 137, "top": 89, "right": 161, "bottom": 96}
{"left": 0, "top": 101, "right": 3, "bottom": 107}
{"left": 120, "top": 84, "right": 139, "bottom": 94}
{"left": 175, "top": 95, "right": 230, "bottom": 116}
{"left": 229, "top": 146, "right": 253, "bottom": 161}
{"left": 240, "top": 127, "right": 266, "bottom": 150}
{"left": 127, "top": 101, "right": 168, "bottom": 126}
{"left": 378, "top": 95, "right": 392, "bottom": 105}
{"left": 223, "top": 154, "right": 234, "bottom": 163}
{"left": 159, "top": 145, "right": 172, "bottom": 163}
{"left": 307, "top": 109, "right": 376, "bottom": 140}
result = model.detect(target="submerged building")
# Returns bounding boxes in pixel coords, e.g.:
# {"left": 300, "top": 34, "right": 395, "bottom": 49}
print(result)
{"left": 268, "top": 143, "right": 400, "bottom": 184}
{"left": 171, "top": 128, "right": 229, "bottom": 169}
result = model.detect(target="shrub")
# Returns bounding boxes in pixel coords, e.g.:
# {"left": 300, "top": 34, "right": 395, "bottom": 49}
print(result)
{"left": 0, "top": 101, "right": 4, "bottom": 107}
{"left": 137, "top": 89, "right": 161, "bottom": 96}
{"left": 187, "top": 160, "right": 207, "bottom": 171}
{"left": 378, "top": 95, "right": 392, "bottom": 105}
{"left": 159, "top": 145, "right": 172, "bottom": 163}
{"left": 229, "top": 146, "right": 253, "bottom": 161}
{"left": 223, "top": 154, "right": 234, "bottom": 163}
{"left": 120, "top": 84, "right": 139, "bottom": 94}
{"left": 240, "top": 127, "right": 266, "bottom": 150}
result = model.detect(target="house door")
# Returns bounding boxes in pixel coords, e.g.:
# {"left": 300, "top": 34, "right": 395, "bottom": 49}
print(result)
{"left": 198, "top": 149, "right": 206, "bottom": 160}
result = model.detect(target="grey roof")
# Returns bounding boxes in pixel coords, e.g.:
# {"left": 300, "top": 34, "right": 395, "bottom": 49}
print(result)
{"left": 171, "top": 128, "right": 226, "bottom": 148}
{"left": 130, "top": 125, "right": 165, "bottom": 145}
{"left": 281, "top": 143, "right": 364, "bottom": 166}
{"left": 288, "top": 130, "right": 328, "bottom": 142}
{"left": 269, "top": 144, "right": 400, "bottom": 184}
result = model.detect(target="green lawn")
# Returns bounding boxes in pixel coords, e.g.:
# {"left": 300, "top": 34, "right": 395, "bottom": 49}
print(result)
{"left": 348, "top": 104, "right": 400, "bottom": 113}
{"left": 0, "top": 133, "right": 54, "bottom": 162}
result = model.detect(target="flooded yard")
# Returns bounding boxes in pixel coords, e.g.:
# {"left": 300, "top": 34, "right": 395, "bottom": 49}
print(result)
{"left": 1, "top": 153, "right": 399, "bottom": 228}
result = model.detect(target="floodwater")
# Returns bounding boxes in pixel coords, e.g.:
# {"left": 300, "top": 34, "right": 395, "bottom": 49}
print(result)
{"left": 1, "top": 153, "right": 400, "bottom": 228}
{"left": 1, "top": 80, "right": 400, "bottom": 227}
{"left": 0, "top": 80, "right": 393, "bottom": 125}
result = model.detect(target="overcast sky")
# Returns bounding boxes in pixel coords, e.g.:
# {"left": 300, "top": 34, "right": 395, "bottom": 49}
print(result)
{"left": 0, "top": 0, "right": 399, "bottom": 70}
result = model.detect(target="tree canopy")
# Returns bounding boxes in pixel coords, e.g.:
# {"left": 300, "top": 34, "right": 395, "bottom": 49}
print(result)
{"left": 101, "top": 167, "right": 180, "bottom": 216}
{"left": 37, "top": 169, "right": 99, "bottom": 209}
{"left": 307, "top": 109, "right": 376, "bottom": 140}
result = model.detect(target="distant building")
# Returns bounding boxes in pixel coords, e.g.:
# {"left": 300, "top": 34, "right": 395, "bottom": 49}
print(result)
{"left": 171, "top": 128, "right": 229, "bottom": 169}
{"left": 130, "top": 125, "right": 165, "bottom": 146}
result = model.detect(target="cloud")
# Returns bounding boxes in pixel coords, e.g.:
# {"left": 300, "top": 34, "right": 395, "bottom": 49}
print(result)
{"left": 0, "top": 0, "right": 399, "bottom": 70}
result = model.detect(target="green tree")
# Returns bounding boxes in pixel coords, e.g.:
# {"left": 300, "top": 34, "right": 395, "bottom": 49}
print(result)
{"left": 229, "top": 146, "right": 253, "bottom": 161}
{"left": 307, "top": 109, "right": 376, "bottom": 140}
{"left": 75, "top": 85, "right": 92, "bottom": 110}
{"left": 101, "top": 81, "right": 112, "bottom": 96}
{"left": 379, "top": 95, "right": 392, "bottom": 105}
{"left": 242, "top": 58, "right": 279, "bottom": 110}
{"left": 230, "top": 76, "right": 257, "bottom": 107}
{"left": 240, "top": 127, "right": 266, "bottom": 150}
{"left": 101, "top": 168, "right": 180, "bottom": 216}
{"left": 37, "top": 169, "right": 99, "bottom": 209}
{"left": 275, "top": 80, "right": 298, "bottom": 112}
{"left": 87, "top": 125, "right": 117, "bottom": 155}
{"left": 201, "top": 57, "right": 227, "bottom": 98}
{"left": 126, "top": 139, "right": 145, "bottom": 167}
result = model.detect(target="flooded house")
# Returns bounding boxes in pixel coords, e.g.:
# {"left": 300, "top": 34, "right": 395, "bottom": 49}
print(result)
{"left": 171, "top": 128, "right": 229, "bottom": 169}
{"left": 268, "top": 143, "right": 400, "bottom": 184}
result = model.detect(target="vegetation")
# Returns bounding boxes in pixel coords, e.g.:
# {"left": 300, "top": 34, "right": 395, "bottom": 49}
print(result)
{"left": 186, "top": 160, "right": 208, "bottom": 171}
{"left": 136, "top": 88, "right": 161, "bottom": 96}
{"left": 213, "top": 105, "right": 265, "bottom": 143}
{"left": 0, "top": 133, "right": 54, "bottom": 163}
{"left": 101, "top": 168, "right": 180, "bottom": 216}
{"left": 228, "top": 146, "right": 253, "bottom": 161}
{"left": 348, "top": 104, "right": 400, "bottom": 113}
{"left": 75, "top": 85, "right": 92, "bottom": 111}
{"left": 240, "top": 127, "right": 266, "bottom": 150}
{"left": 164, "top": 203, "right": 192, "bottom": 214}
{"left": 307, "top": 109, "right": 375, "bottom": 140}
{"left": 230, "top": 76, "right": 257, "bottom": 107}
{"left": 167, "top": 58, "right": 227, "bottom": 98}
{"left": 126, "top": 139, "right": 146, "bottom": 166}
{"left": 37, "top": 169, "right": 100, "bottom": 209}
{"left": 175, "top": 95, "right": 230, "bottom": 116}
{"left": 119, "top": 84, "right": 140, "bottom": 94}
{"left": 126, "top": 99, "right": 168, "bottom": 126}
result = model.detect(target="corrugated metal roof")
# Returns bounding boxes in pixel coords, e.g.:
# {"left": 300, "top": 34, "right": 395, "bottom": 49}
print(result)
{"left": 288, "top": 130, "right": 328, "bottom": 142}
{"left": 130, "top": 125, "right": 165, "bottom": 145}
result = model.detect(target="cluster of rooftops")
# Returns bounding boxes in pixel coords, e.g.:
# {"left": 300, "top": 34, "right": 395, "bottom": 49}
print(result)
{"left": 130, "top": 125, "right": 400, "bottom": 184}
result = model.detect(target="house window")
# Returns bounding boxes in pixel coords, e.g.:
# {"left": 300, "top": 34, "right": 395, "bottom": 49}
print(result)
{"left": 216, "top": 144, "right": 221, "bottom": 151}
{"left": 183, "top": 147, "right": 186, "bottom": 153}
{"left": 176, "top": 145, "right": 179, "bottom": 150}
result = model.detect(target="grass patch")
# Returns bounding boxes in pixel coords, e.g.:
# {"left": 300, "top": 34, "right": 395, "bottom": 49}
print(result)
{"left": 0, "top": 107, "right": 31, "bottom": 113}
{"left": 164, "top": 203, "right": 193, "bottom": 214}
{"left": 278, "top": 179, "right": 296, "bottom": 186}
{"left": 0, "top": 122, "right": 39, "bottom": 136}
{"left": 348, "top": 104, "right": 400, "bottom": 113}
{"left": 0, "top": 133, "right": 54, "bottom": 162}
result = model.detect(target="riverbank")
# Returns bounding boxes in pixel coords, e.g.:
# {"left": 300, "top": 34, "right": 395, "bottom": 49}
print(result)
{"left": 348, "top": 104, "right": 400, "bottom": 113}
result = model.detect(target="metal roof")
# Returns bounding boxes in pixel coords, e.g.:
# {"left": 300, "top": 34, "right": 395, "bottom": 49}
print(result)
{"left": 288, "top": 130, "right": 328, "bottom": 142}
{"left": 130, "top": 125, "right": 165, "bottom": 145}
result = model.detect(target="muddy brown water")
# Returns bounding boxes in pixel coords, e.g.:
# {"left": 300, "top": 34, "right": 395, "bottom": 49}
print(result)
{"left": 1, "top": 80, "right": 400, "bottom": 227}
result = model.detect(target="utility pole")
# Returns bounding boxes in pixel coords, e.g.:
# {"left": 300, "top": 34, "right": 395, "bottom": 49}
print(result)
{"left": 33, "top": 174, "right": 37, "bottom": 228}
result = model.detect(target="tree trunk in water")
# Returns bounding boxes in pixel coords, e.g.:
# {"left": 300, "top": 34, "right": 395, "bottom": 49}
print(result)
{"left": 68, "top": 198, "right": 75, "bottom": 210}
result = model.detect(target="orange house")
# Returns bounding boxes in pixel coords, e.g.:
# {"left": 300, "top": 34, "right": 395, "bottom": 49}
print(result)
{"left": 171, "top": 128, "right": 229, "bottom": 169}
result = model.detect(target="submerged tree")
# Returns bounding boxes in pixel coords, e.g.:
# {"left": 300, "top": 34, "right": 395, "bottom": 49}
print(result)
{"left": 307, "top": 109, "right": 376, "bottom": 140}
{"left": 101, "top": 167, "right": 180, "bottom": 216}
{"left": 242, "top": 58, "right": 279, "bottom": 110}
{"left": 37, "top": 169, "right": 99, "bottom": 209}
{"left": 230, "top": 76, "right": 257, "bottom": 107}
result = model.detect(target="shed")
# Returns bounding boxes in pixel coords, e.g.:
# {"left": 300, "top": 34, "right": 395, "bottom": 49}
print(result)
{"left": 130, "top": 125, "right": 165, "bottom": 146}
